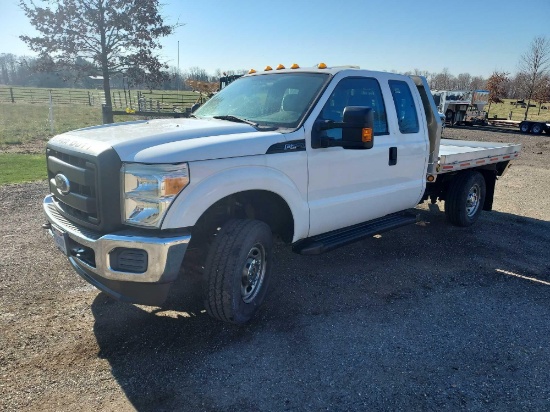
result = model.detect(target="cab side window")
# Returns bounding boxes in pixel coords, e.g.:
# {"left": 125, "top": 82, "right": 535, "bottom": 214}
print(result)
{"left": 319, "top": 77, "right": 388, "bottom": 139}
{"left": 388, "top": 80, "right": 419, "bottom": 134}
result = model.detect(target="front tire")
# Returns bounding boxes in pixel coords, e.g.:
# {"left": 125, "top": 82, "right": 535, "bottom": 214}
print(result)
{"left": 203, "top": 219, "right": 273, "bottom": 324}
{"left": 445, "top": 171, "right": 486, "bottom": 227}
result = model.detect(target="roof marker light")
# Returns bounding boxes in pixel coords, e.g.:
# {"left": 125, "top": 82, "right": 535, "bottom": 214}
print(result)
{"left": 290, "top": 63, "right": 300, "bottom": 69}
{"left": 276, "top": 64, "right": 285, "bottom": 70}
{"left": 318, "top": 62, "right": 328, "bottom": 69}
{"left": 248, "top": 69, "right": 257, "bottom": 74}
{"left": 264, "top": 66, "right": 273, "bottom": 71}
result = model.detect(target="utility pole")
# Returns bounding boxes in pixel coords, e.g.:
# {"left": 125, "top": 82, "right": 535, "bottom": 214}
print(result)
{"left": 177, "top": 40, "right": 180, "bottom": 92}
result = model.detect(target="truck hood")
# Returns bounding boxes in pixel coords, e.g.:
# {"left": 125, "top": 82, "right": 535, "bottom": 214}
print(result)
{"left": 48, "top": 118, "right": 286, "bottom": 163}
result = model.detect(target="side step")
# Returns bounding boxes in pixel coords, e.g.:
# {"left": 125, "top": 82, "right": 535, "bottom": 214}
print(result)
{"left": 292, "top": 212, "right": 418, "bottom": 255}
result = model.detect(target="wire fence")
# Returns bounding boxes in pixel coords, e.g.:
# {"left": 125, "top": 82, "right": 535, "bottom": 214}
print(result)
{"left": 0, "top": 87, "right": 205, "bottom": 112}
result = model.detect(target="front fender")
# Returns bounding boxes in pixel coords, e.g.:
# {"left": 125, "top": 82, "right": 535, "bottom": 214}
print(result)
{"left": 161, "top": 163, "right": 310, "bottom": 242}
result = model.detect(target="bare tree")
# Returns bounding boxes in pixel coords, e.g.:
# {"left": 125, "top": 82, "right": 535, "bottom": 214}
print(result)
{"left": 518, "top": 36, "right": 550, "bottom": 120}
{"left": 533, "top": 75, "right": 550, "bottom": 115}
{"left": 469, "top": 76, "right": 486, "bottom": 90}
{"left": 19, "top": 0, "right": 178, "bottom": 123}
{"left": 457, "top": 73, "right": 472, "bottom": 90}
{"left": 486, "top": 71, "right": 509, "bottom": 115}
{"left": 431, "top": 68, "right": 454, "bottom": 90}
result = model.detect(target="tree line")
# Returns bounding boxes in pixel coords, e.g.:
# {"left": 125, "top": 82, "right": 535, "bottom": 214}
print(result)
{"left": 1, "top": 51, "right": 544, "bottom": 101}
{"left": 0, "top": 52, "right": 244, "bottom": 92}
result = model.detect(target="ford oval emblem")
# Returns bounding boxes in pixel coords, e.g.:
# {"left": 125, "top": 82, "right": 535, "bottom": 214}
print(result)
{"left": 54, "top": 174, "right": 71, "bottom": 195}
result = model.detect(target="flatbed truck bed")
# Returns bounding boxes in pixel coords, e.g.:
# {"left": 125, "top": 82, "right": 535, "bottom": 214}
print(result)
{"left": 437, "top": 139, "right": 521, "bottom": 173}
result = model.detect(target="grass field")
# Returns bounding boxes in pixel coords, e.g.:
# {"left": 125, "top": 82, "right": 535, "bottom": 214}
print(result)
{"left": 486, "top": 99, "right": 550, "bottom": 122}
{"left": 0, "top": 87, "right": 201, "bottom": 147}
{"left": 0, "top": 154, "right": 47, "bottom": 185}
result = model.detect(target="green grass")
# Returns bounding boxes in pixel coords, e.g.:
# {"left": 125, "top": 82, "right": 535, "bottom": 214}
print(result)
{"left": 486, "top": 99, "right": 550, "bottom": 122}
{"left": 0, "top": 153, "right": 47, "bottom": 185}
{"left": 0, "top": 102, "right": 146, "bottom": 146}
{"left": 0, "top": 87, "right": 201, "bottom": 147}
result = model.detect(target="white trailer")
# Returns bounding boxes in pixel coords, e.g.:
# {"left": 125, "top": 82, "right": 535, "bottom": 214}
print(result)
{"left": 432, "top": 90, "right": 489, "bottom": 126}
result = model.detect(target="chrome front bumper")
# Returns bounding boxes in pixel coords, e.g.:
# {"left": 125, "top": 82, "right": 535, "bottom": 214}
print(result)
{"left": 43, "top": 195, "right": 191, "bottom": 305}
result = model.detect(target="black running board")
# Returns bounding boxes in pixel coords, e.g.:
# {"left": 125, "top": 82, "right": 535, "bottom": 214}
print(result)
{"left": 292, "top": 212, "right": 418, "bottom": 255}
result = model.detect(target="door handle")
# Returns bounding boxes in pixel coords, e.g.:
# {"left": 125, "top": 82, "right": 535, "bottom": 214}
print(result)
{"left": 389, "top": 147, "right": 397, "bottom": 166}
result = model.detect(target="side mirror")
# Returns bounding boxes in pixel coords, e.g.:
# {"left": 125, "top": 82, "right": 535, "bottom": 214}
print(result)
{"left": 341, "top": 106, "right": 374, "bottom": 149}
{"left": 312, "top": 106, "right": 374, "bottom": 150}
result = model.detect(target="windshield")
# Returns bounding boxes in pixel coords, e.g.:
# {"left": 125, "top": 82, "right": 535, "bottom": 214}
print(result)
{"left": 194, "top": 72, "right": 330, "bottom": 129}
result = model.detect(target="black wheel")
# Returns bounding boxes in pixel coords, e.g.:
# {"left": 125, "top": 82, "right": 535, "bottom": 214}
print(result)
{"left": 203, "top": 219, "right": 273, "bottom": 324}
{"left": 519, "top": 121, "right": 531, "bottom": 133}
{"left": 445, "top": 110, "right": 454, "bottom": 125}
{"left": 530, "top": 123, "right": 543, "bottom": 134}
{"left": 445, "top": 171, "right": 486, "bottom": 227}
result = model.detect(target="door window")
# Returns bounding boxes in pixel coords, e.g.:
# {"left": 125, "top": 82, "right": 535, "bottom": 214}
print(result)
{"left": 319, "top": 77, "right": 388, "bottom": 139}
{"left": 388, "top": 80, "right": 419, "bottom": 134}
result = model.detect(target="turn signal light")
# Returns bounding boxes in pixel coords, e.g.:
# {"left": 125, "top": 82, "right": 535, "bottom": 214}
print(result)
{"left": 427, "top": 174, "right": 436, "bottom": 182}
{"left": 362, "top": 128, "right": 373, "bottom": 142}
{"left": 276, "top": 64, "right": 285, "bottom": 70}
{"left": 163, "top": 176, "right": 189, "bottom": 196}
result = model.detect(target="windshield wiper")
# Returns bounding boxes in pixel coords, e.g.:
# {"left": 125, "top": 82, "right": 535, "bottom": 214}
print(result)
{"left": 213, "top": 115, "right": 259, "bottom": 127}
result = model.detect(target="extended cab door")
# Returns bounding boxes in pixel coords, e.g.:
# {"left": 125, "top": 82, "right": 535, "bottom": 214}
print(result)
{"left": 305, "top": 73, "right": 428, "bottom": 237}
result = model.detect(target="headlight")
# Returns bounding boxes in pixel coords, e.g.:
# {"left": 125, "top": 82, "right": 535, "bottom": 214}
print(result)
{"left": 122, "top": 163, "right": 190, "bottom": 228}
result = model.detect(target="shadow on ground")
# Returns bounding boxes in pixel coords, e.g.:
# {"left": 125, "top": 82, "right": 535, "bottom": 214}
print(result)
{"left": 92, "top": 207, "right": 550, "bottom": 411}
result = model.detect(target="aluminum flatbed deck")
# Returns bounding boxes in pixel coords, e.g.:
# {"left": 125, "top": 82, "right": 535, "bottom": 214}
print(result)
{"left": 437, "top": 139, "right": 521, "bottom": 173}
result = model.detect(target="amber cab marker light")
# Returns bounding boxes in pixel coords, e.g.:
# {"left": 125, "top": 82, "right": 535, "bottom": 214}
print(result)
{"left": 276, "top": 64, "right": 285, "bottom": 70}
{"left": 290, "top": 63, "right": 300, "bottom": 69}
{"left": 318, "top": 62, "right": 328, "bottom": 69}
{"left": 362, "top": 128, "right": 373, "bottom": 142}
{"left": 264, "top": 66, "right": 273, "bottom": 71}
{"left": 248, "top": 69, "right": 257, "bottom": 74}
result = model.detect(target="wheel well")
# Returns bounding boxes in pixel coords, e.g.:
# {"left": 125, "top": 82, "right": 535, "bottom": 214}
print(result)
{"left": 191, "top": 190, "right": 294, "bottom": 245}
{"left": 423, "top": 168, "right": 497, "bottom": 211}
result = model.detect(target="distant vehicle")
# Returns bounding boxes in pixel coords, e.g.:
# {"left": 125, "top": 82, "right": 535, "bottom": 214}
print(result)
{"left": 432, "top": 90, "right": 489, "bottom": 126}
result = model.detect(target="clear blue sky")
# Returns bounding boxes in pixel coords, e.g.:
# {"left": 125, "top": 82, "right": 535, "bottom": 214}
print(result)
{"left": 2, "top": 0, "right": 549, "bottom": 77}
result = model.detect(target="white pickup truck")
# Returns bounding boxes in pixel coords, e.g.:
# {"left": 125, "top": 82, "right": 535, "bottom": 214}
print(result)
{"left": 42, "top": 64, "right": 521, "bottom": 324}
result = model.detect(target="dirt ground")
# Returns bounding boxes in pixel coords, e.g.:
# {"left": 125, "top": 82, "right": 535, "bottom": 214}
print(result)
{"left": 1, "top": 127, "right": 549, "bottom": 411}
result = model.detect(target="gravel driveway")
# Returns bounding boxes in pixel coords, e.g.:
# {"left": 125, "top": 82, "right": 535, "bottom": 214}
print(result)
{"left": 1, "top": 127, "right": 549, "bottom": 411}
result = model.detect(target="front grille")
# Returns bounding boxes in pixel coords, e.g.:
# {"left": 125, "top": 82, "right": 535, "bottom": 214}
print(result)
{"left": 46, "top": 143, "right": 123, "bottom": 233}
{"left": 47, "top": 148, "right": 99, "bottom": 224}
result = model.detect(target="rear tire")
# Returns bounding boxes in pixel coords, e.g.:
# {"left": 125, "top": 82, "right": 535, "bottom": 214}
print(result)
{"left": 519, "top": 121, "right": 531, "bottom": 133}
{"left": 530, "top": 123, "right": 543, "bottom": 134}
{"left": 203, "top": 219, "right": 273, "bottom": 324}
{"left": 445, "top": 171, "right": 486, "bottom": 227}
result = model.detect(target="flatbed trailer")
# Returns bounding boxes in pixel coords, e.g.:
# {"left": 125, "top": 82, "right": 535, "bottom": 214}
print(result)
{"left": 487, "top": 118, "right": 550, "bottom": 134}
